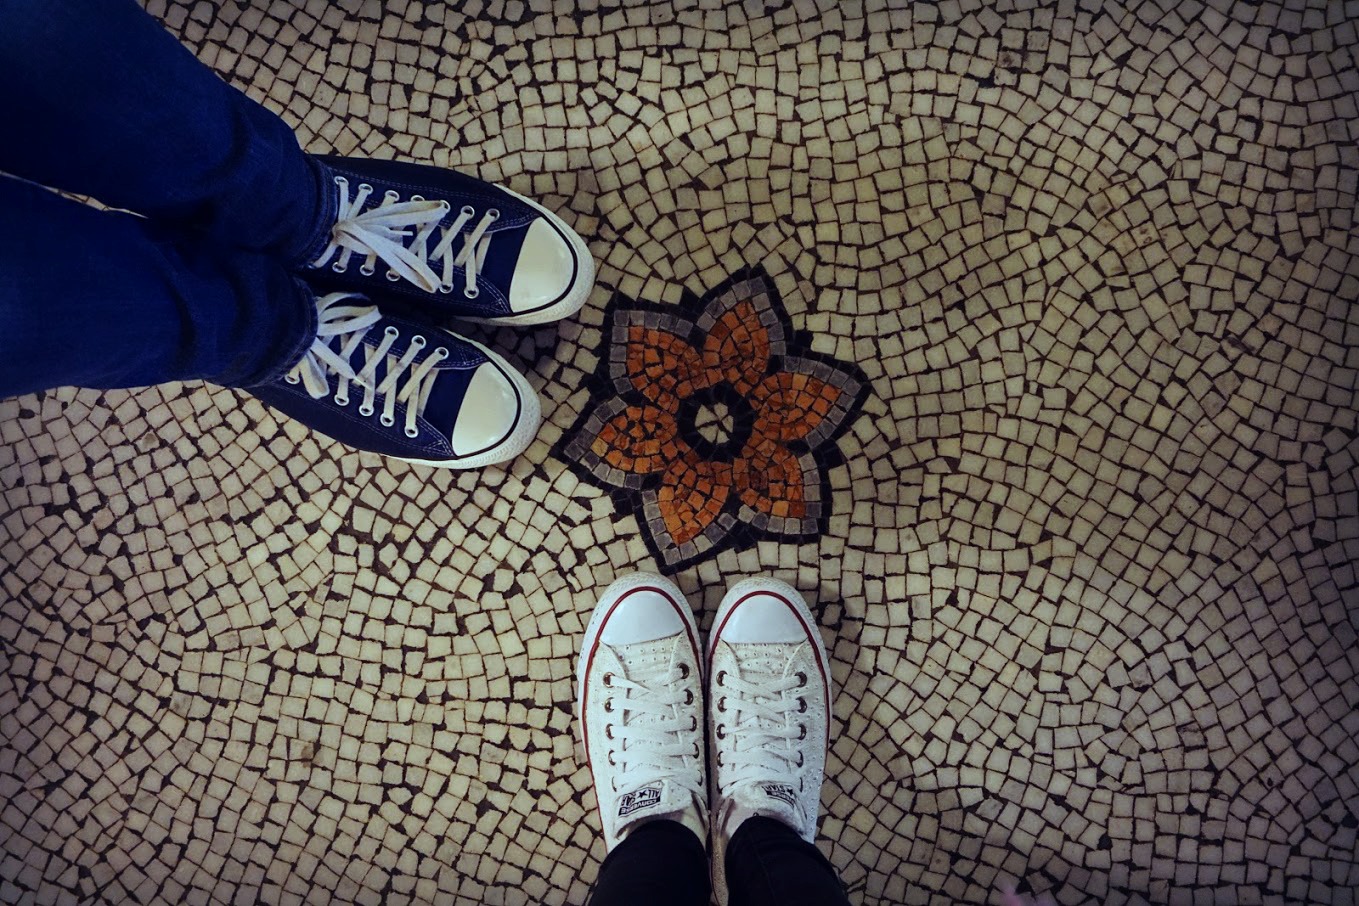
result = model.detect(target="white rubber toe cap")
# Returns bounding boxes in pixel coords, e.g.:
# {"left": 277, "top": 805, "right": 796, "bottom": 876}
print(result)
{"left": 599, "top": 588, "right": 687, "bottom": 645}
{"left": 508, "top": 218, "right": 576, "bottom": 313}
{"left": 451, "top": 362, "right": 522, "bottom": 456}
{"left": 716, "top": 593, "right": 808, "bottom": 643}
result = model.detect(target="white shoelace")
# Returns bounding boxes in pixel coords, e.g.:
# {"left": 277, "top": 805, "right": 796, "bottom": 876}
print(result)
{"left": 312, "top": 175, "right": 500, "bottom": 297}
{"left": 715, "top": 667, "right": 807, "bottom": 789}
{"left": 285, "top": 293, "right": 448, "bottom": 438}
{"left": 604, "top": 663, "right": 701, "bottom": 795}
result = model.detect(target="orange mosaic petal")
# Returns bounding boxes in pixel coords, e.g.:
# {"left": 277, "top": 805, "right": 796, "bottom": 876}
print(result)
{"left": 701, "top": 300, "right": 769, "bottom": 394}
{"left": 749, "top": 370, "right": 845, "bottom": 443}
{"left": 591, "top": 405, "right": 681, "bottom": 475}
{"left": 735, "top": 440, "right": 807, "bottom": 519}
{"left": 626, "top": 326, "right": 709, "bottom": 412}
{"left": 658, "top": 454, "right": 732, "bottom": 546}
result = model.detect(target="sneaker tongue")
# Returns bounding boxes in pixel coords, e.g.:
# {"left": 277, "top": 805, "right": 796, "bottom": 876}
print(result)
{"left": 728, "top": 776, "right": 799, "bottom": 820}
{"left": 612, "top": 779, "right": 696, "bottom": 827}
{"left": 722, "top": 780, "right": 802, "bottom": 834}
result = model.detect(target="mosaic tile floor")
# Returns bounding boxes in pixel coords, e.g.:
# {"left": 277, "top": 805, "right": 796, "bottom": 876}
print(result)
{"left": 3, "top": 1, "right": 1358, "bottom": 904}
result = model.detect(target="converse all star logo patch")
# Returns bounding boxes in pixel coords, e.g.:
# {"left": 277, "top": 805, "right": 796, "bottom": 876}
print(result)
{"left": 762, "top": 783, "right": 796, "bottom": 807}
{"left": 618, "top": 786, "right": 663, "bottom": 817}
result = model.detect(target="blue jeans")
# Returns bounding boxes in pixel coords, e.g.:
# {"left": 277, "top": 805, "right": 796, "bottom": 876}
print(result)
{"left": 0, "top": 0, "right": 333, "bottom": 395}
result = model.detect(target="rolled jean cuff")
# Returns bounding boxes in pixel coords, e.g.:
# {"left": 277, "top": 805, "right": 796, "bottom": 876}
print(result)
{"left": 232, "top": 276, "right": 317, "bottom": 388}
{"left": 286, "top": 154, "right": 339, "bottom": 269}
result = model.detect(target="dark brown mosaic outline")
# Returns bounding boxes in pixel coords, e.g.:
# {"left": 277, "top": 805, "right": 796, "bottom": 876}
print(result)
{"left": 553, "top": 265, "right": 870, "bottom": 572}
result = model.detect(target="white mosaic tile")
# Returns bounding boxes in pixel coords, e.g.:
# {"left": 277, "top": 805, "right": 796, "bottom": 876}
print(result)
{"left": 2, "top": 0, "right": 1358, "bottom": 904}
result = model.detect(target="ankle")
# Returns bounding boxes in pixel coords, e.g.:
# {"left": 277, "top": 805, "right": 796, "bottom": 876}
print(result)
{"left": 620, "top": 805, "right": 707, "bottom": 851}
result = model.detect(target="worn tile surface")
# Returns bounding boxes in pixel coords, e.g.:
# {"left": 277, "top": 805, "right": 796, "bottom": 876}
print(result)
{"left": 3, "top": 1, "right": 1359, "bottom": 904}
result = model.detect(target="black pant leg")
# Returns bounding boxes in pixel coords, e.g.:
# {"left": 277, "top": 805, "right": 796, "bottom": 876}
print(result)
{"left": 588, "top": 819, "right": 711, "bottom": 906}
{"left": 726, "top": 816, "right": 850, "bottom": 906}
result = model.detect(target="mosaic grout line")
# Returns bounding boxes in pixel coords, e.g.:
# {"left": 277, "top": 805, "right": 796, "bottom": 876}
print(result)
{"left": 2, "top": 0, "right": 1358, "bottom": 905}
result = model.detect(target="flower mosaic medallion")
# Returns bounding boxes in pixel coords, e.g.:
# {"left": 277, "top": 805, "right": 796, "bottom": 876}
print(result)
{"left": 557, "top": 268, "right": 867, "bottom": 571}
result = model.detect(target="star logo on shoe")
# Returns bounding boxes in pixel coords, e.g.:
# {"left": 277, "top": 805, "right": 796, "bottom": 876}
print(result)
{"left": 617, "top": 785, "right": 665, "bottom": 817}
{"left": 761, "top": 783, "right": 798, "bottom": 807}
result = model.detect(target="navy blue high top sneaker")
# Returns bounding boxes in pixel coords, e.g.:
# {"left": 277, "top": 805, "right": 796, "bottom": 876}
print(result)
{"left": 249, "top": 293, "right": 541, "bottom": 468}
{"left": 301, "top": 155, "right": 595, "bottom": 325}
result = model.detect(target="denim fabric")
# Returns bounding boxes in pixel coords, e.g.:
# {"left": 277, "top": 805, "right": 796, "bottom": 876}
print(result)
{"left": 588, "top": 817, "right": 850, "bottom": 906}
{"left": 0, "top": 0, "right": 325, "bottom": 393}
{"left": 0, "top": 176, "right": 315, "bottom": 394}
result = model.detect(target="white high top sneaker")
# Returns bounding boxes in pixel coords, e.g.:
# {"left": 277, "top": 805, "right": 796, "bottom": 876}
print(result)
{"left": 707, "top": 578, "right": 833, "bottom": 905}
{"left": 576, "top": 573, "right": 708, "bottom": 853}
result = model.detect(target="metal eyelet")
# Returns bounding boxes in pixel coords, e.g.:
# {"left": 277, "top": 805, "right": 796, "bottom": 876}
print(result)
{"left": 683, "top": 689, "right": 694, "bottom": 704}
{"left": 678, "top": 663, "right": 690, "bottom": 679}
{"left": 438, "top": 200, "right": 452, "bottom": 212}
{"left": 358, "top": 182, "right": 373, "bottom": 193}
{"left": 604, "top": 699, "right": 613, "bottom": 712}
{"left": 438, "top": 283, "right": 454, "bottom": 294}
{"left": 798, "top": 725, "right": 807, "bottom": 740}
{"left": 333, "top": 175, "right": 347, "bottom": 187}
{"left": 717, "top": 696, "right": 727, "bottom": 711}
{"left": 796, "top": 753, "right": 804, "bottom": 767}
{"left": 602, "top": 673, "right": 613, "bottom": 687}
{"left": 411, "top": 194, "right": 424, "bottom": 202}
{"left": 386, "top": 270, "right": 401, "bottom": 282}
{"left": 689, "top": 717, "right": 698, "bottom": 732}
{"left": 331, "top": 262, "right": 346, "bottom": 273}
{"left": 380, "top": 414, "right": 395, "bottom": 427}
{"left": 411, "top": 335, "right": 427, "bottom": 349}
{"left": 383, "top": 190, "right": 399, "bottom": 203}
{"left": 607, "top": 752, "right": 616, "bottom": 766}
{"left": 716, "top": 752, "right": 724, "bottom": 766}
{"left": 435, "top": 348, "right": 449, "bottom": 359}
{"left": 716, "top": 671, "right": 726, "bottom": 686}
{"left": 605, "top": 726, "right": 613, "bottom": 740}
{"left": 798, "top": 697, "right": 807, "bottom": 713}
{"left": 716, "top": 725, "right": 725, "bottom": 739}
{"left": 404, "top": 426, "right": 418, "bottom": 438}
{"left": 283, "top": 374, "right": 299, "bottom": 384}
{"left": 334, "top": 393, "right": 348, "bottom": 406}
{"left": 385, "top": 326, "right": 399, "bottom": 338}
{"left": 796, "top": 671, "right": 807, "bottom": 686}
{"left": 359, "top": 264, "right": 375, "bottom": 276}
{"left": 486, "top": 208, "right": 500, "bottom": 220}
{"left": 460, "top": 205, "right": 475, "bottom": 217}
{"left": 358, "top": 404, "right": 374, "bottom": 416}
{"left": 463, "top": 286, "right": 480, "bottom": 299}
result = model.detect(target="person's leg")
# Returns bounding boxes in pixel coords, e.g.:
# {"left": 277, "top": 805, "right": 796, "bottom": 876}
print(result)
{"left": 587, "top": 819, "right": 709, "bottom": 906}
{"left": 725, "top": 816, "right": 849, "bottom": 906}
{"left": 0, "top": 0, "right": 595, "bottom": 326}
{"left": 576, "top": 574, "right": 711, "bottom": 906}
{"left": 0, "top": 174, "right": 314, "bottom": 394}
{"left": 1, "top": 174, "right": 543, "bottom": 468}
{"left": 708, "top": 578, "right": 848, "bottom": 906}
{"left": 0, "top": 0, "right": 328, "bottom": 264}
